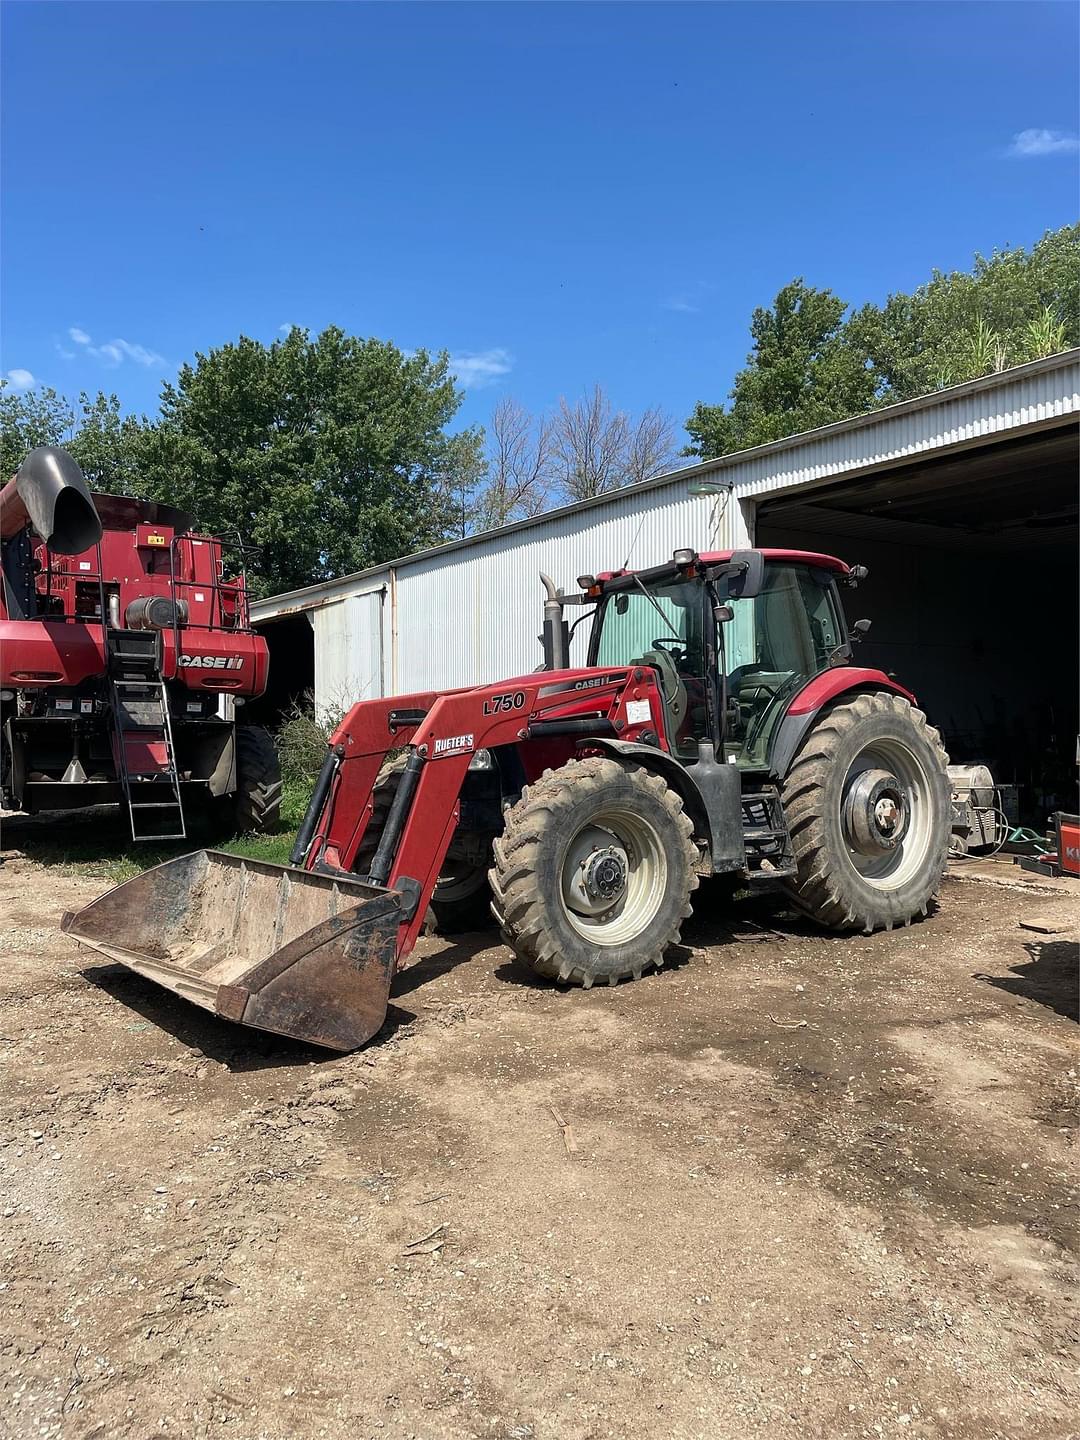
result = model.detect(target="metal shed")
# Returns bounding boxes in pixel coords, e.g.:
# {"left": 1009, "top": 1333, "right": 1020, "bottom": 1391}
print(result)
{"left": 251, "top": 349, "right": 1079, "bottom": 816}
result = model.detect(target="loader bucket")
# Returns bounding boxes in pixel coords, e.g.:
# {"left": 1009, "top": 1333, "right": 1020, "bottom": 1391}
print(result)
{"left": 62, "top": 850, "right": 404, "bottom": 1051}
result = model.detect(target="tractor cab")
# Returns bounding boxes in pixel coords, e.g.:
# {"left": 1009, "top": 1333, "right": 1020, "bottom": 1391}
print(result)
{"left": 586, "top": 549, "right": 852, "bottom": 769}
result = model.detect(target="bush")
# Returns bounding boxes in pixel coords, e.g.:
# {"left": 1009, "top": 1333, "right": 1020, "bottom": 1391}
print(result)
{"left": 274, "top": 695, "right": 343, "bottom": 786}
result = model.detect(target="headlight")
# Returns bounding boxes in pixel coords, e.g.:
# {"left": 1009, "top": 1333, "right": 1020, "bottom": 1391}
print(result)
{"left": 468, "top": 748, "right": 494, "bottom": 770}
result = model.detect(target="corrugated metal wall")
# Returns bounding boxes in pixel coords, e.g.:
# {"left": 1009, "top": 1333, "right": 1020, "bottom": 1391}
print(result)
{"left": 393, "top": 486, "right": 750, "bottom": 691}
{"left": 312, "top": 588, "right": 385, "bottom": 717}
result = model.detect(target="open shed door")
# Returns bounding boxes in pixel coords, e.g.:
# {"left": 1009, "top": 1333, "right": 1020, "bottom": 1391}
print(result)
{"left": 754, "top": 423, "right": 1079, "bottom": 824}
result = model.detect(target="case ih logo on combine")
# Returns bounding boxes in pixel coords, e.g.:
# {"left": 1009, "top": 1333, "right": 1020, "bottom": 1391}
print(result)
{"left": 179, "top": 654, "right": 245, "bottom": 670}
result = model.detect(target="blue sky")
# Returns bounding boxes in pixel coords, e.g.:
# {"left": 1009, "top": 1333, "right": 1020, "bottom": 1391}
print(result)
{"left": 2, "top": 1, "right": 1077, "bottom": 440}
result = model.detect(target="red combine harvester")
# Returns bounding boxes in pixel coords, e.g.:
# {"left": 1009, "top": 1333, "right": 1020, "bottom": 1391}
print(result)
{"left": 1, "top": 447, "right": 280, "bottom": 840}
{"left": 66, "top": 543, "right": 951, "bottom": 1049}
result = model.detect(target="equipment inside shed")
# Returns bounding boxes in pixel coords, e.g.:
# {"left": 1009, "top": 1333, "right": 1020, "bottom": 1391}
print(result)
{"left": 755, "top": 422, "right": 1079, "bottom": 825}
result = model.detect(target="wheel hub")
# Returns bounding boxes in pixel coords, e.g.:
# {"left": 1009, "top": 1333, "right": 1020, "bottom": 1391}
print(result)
{"left": 565, "top": 827, "right": 632, "bottom": 918}
{"left": 843, "top": 768, "right": 909, "bottom": 855}
{"left": 583, "top": 846, "right": 628, "bottom": 902}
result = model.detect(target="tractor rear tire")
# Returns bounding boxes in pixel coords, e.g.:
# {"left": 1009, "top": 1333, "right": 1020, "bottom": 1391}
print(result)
{"left": 355, "top": 755, "right": 492, "bottom": 931}
{"left": 781, "top": 692, "right": 950, "bottom": 932}
{"left": 234, "top": 725, "right": 283, "bottom": 834}
{"left": 489, "top": 756, "right": 698, "bottom": 987}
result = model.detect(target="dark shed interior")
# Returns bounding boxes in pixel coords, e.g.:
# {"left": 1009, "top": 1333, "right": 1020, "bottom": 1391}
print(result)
{"left": 756, "top": 422, "right": 1079, "bottom": 823}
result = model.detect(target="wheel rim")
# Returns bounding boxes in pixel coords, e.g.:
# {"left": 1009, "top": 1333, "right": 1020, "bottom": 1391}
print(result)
{"left": 840, "top": 737, "right": 934, "bottom": 891}
{"left": 560, "top": 808, "right": 668, "bottom": 946}
{"left": 434, "top": 855, "right": 488, "bottom": 902}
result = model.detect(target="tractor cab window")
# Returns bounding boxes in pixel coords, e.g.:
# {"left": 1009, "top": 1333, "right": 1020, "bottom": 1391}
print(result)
{"left": 594, "top": 576, "right": 709, "bottom": 756}
{"left": 724, "top": 564, "right": 843, "bottom": 768}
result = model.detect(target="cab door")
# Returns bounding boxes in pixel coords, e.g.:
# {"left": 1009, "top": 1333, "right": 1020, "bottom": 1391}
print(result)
{"left": 722, "top": 564, "right": 846, "bottom": 769}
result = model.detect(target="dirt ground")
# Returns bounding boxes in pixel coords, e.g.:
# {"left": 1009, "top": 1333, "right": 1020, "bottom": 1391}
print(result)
{"left": 0, "top": 843, "right": 1077, "bottom": 1440}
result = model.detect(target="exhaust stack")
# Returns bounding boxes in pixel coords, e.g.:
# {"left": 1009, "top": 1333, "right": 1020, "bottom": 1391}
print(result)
{"left": 540, "top": 573, "right": 570, "bottom": 671}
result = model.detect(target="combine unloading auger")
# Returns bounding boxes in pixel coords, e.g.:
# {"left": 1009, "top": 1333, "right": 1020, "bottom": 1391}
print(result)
{"left": 0, "top": 446, "right": 103, "bottom": 553}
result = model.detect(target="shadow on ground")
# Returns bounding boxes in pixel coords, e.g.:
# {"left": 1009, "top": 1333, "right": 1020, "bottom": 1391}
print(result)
{"left": 977, "top": 939, "right": 1079, "bottom": 1023}
{"left": 82, "top": 962, "right": 420, "bottom": 1071}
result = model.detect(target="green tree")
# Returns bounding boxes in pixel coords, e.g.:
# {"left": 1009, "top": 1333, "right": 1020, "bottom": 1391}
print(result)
{"left": 685, "top": 280, "right": 876, "bottom": 457}
{"left": 686, "top": 226, "right": 1078, "bottom": 458}
{"left": 0, "top": 385, "right": 151, "bottom": 490}
{"left": 65, "top": 392, "right": 152, "bottom": 493}
{"left": 0, "top": 383, "right": 75, "bottom": 478}
{"left": 438, "top": 426, "right": 488, "bottom": 539}
{"left": 138, "top": 327, "right": 480, "bottom": 595}
{"left": 849, "top": 224, "right": 1080, "bottom": 397}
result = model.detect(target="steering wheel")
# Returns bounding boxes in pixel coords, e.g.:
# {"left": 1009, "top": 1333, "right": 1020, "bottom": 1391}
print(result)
{"left": 651, "top": 637, "right": 684, "bottom": 662}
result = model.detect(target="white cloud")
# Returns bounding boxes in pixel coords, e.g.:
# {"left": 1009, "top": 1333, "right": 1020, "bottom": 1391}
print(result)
{"left": 1007, "top": 128, "right": 1080, "bottom": 158}
{"left": 279, "top": 322, "right": 299, "bottom": 334}
{"left": 4, "top": 368, "right": 35, "bottom": 392}
{"left": 106, "top": 338, "right": 165, "bottom": 366}
{"left": 62, "top": 325, "right": 166, "bottom": 368}
{"left": 663, "top": 296, "right": 699, "bottom": 314}
{"left": 448, "top": 347, "right": 513, "bottom": 389}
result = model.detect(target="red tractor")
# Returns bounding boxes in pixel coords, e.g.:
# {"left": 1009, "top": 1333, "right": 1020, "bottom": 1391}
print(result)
{"left": 1, "top": 447, "right": 280, "bottom": 840}
{"left": 66, "top": 544, "right": 951, "bottom": 1049}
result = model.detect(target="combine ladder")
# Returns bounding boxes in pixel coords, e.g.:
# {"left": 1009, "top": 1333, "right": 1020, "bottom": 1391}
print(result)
{"left": 106, "top": 628, "right": 187, "bottom": 841}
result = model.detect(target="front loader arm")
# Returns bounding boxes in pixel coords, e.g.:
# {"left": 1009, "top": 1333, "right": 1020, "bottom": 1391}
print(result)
{"left": 297, "top": 666, "right": 668, "bottom": 967}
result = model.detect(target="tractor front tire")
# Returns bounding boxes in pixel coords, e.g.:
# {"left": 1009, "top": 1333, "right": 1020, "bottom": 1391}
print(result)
{"left": 234, "top": 725, "right": 283, "bottom": 834}
{"left": 781, "top": 692, "right": 950, "bottom": 932}
{"left": 490, "top": 756, "right": 698, "bottom": 987}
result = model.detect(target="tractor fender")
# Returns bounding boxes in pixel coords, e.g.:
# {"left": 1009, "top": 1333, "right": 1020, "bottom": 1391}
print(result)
{"left": 580, "top": 738, "right": 745, "bottom": 874}
{"left": 769, "top": 669, "right": 917, "bottom": 779}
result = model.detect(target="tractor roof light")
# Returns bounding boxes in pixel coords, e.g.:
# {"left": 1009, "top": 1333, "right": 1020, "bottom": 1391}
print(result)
{"left": 576, "top": 574, "right": 597, "bottom": 590}
{"left": 673, "top": 547, "right": 698, "bottom": 570}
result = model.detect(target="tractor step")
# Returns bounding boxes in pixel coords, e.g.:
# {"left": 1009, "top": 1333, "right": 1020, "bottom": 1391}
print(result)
{"left": 740, "top": 785, "right": 796, "bottom": 880}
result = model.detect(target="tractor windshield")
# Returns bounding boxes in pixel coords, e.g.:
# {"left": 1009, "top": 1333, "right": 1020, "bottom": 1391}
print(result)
{"left": 593, "top": 575, "right": 710, "bottom": 757}
{"left": 592, "top": 563, "right": 845, "bottom": 768}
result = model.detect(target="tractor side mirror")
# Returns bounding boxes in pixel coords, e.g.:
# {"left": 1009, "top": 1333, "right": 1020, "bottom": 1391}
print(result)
{"left": 713, "top": 603, "right": 734, "bottom": 624}
{"left": 850, "top": 618, "right": 872, "bottom": 644}
{"left": 727, "top": 549, "right": 764, "bottom": 599}
{"left": 615, "top": 592, "right": 629, "bottom": 615}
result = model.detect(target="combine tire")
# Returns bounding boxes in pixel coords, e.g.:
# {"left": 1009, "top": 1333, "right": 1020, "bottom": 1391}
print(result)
{"left": 781, "top": 692, "right": 950, "bottom": 932}
{"left": 234, "top": 725, "right": 283, "bottom": 834}
{"left": 355, "top": 756, "right": 491, "bottom": 931}
{"left": 490, "top": 756, "right": 698, "bottom": 987}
